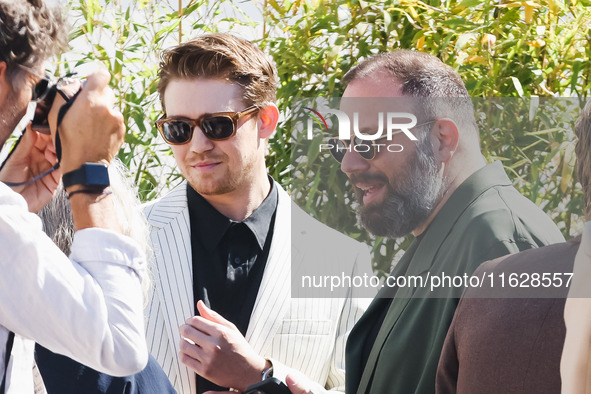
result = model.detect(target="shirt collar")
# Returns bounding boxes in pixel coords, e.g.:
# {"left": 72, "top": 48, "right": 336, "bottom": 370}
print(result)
{"left": 242, "top": 179, "right": 278, "bottom": 249}
{"left": 187, "top": 178, "right": 278, "bottom": 251}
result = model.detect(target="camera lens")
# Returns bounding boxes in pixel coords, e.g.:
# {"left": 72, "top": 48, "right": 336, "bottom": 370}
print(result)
{"left": 31, "top": 85, "right": 58, "bottom": 134}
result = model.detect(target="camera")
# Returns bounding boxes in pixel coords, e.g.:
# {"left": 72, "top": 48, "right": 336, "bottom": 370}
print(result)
{"left": 31, "top": 84, "right": 59, "bottom": 134}
{"left": 31, "top": 74, "right": 79, "bottom": 134}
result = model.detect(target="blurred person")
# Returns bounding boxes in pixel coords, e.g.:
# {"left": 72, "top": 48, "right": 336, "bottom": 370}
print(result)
{"left": 34, "top": 159, "right": 176, "bottom": 394}
{"left": 332, "top": 51, "right": 563, "bottom": 394}
{"left": 144, "top": 33, "right": 372, "bottom": 394}
{"left": 561, "top": 100, "right": 591, "bottom": 393}
{"left": 436, "top": 237, "right": 578, "bottom": 392}
{"left": 436, "top": 101, "right": 589, "bottom": 394}
{"left": 0, "top": 0, "right": 148, "bottom": 392}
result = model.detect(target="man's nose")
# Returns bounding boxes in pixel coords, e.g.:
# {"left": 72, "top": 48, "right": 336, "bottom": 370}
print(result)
{"left": 189, "top": 126, "right": 215, "bottom": 154}
{"left": 340, "top": 147, "right": 370, "bottom": 177}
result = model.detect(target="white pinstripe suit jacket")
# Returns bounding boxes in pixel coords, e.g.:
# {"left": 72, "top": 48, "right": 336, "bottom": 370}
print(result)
{"left": 143, "top": 181, "right": 372, "bottom": 394}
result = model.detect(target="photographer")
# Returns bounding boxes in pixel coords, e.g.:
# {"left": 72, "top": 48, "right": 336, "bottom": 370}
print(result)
{"left": 0, "top": 0, "right": 148, "bottom": 392}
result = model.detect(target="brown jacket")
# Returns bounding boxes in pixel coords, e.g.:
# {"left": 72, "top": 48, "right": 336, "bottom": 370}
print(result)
{"left": 437, "top": 241, "right": 579, "bottom": 394}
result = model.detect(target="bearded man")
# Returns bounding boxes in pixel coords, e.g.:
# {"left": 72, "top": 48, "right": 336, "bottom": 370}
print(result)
{"left": 333, "top": 50, "right": 565, "bottom": 394}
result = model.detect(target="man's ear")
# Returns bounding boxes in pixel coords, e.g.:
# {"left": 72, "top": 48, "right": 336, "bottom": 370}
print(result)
{"left": 430, "top": 118, "right": 459, "bottom": 163}
{"left": 257, "top": 103, "right": 279, "bottom": 140}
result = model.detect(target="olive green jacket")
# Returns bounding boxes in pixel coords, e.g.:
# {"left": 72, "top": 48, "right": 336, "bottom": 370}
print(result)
{"left": 345, "top": 161, "right": 565, "bottom": 394}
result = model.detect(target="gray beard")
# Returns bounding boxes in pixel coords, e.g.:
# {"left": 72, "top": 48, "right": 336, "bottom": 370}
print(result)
{"left": 357, "top": 147, "right": 444, "bottom": 238}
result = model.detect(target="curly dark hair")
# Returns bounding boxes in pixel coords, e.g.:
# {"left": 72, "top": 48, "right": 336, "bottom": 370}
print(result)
{"left": 0, "top": 0, "right": 69, "bottom": 79}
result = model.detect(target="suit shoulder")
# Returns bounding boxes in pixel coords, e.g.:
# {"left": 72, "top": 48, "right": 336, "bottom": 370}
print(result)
{"left": 477, "top": 240, "right": 578, "bottom": 275}
{"left": 142, "top": 182, "right": 188, "bottom": 225}
{"left": 457, "top": 185, "right": 564, "bottom": 248}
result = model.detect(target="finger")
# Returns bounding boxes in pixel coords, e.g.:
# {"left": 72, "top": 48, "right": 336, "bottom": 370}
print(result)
{"left": 179, "top": 336, "right": 204, "bottom": 363}
{"left": 197, "top": 300, "right": 235, "bottom": 328}
{"left": 18, "top": 127, "right": 37, "bottom": 155}
{"left": 41, "top": 168, "right": 61, "bottom": 194}
{"left": 43, "top": 146, "right": 58, "bottom": 167}
{"left": 179, "top": 348, "right": 204, "bottom": 375}
{"left": 180, "top": 322, "right": 216, "bottom": 350}
{"left": 33, "top": 130, "right": 52, "bottom": 151}
{"left": 82, "top": 68, "right": 111, "bottom": 93}
{"left": 286, "top": 374, "right": 311, "bottom": 394}
{"left": 78, "top": 70, "right": 117, "bottom": 110}
{"left": 35, "top": 131, "right": 58, "bottom": 165}
{"left": 185, "top": 313, "right": 228, "bottom": 334}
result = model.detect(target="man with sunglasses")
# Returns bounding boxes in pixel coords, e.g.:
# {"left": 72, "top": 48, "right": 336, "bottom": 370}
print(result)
{"left": 0, "top": 0, "right": 148, "bottom": 391}
{"left": 322, "top": 51, "right": 564, "bottom": 394}
{"left": 144, "top": 33, "right": 371, "bottom": 394}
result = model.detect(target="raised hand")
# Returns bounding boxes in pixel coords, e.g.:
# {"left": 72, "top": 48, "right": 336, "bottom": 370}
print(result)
{"left": 0, "top": 125, "right": 60, "bottom": 212}
{"left": 179, "top": 300, "right": 268, "bottom": 392}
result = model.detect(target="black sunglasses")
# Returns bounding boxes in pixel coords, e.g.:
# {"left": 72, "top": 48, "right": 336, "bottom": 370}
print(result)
{"left": 328, "top": 135, "right": 391, "bottom": 163}
{"left": 328, "top": 121, "right": 436, "bottom": 163}
{"left": 155, "top": 106, "right": 259, "bottom": 145}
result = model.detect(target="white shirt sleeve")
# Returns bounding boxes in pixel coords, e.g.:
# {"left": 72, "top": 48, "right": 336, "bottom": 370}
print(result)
{"left": 0, "top": 183, "right": 148, "bottom": 377}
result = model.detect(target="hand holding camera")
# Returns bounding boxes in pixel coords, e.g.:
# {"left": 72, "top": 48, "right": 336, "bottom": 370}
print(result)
{"left": 47, "top": 68, "right": 124, "bottom": 175}
{"left": 0, "top": 124, "right": 60, "bottom": 212}
{"left": 0, "top": 68, "right": 125, "bottom": 214}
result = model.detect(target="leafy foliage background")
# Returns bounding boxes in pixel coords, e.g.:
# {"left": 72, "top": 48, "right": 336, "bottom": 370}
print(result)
{"left": 62, "top": 0, "right": 589, "bottom": 276}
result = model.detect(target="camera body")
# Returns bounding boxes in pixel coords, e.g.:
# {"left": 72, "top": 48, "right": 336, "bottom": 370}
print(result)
{"left": 31, "top": 83, "right": 59, "bottom": 134}
{"left": 31, "top": 75, "right": 80, "bottom": 134}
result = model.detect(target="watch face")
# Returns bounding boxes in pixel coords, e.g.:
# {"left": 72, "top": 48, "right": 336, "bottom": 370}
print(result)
{"left": 63, "top": 163, "right": 110, "bottom": 188}
{"left": 83, "top": 163, "right": 110, "bottom": 187}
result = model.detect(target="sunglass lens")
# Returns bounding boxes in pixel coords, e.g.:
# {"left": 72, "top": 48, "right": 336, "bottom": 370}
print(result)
{"left": 32, "top": 78, "right": 50, "bottom": 102}
{"left": 201, "top": 116, "right": 234, "bottom": 140}
{"left": 328, "top": 139, "right": 347, "bottom": 163}
{"left": 161, "top": 121, "right": 192, "bottom": 144}
{"left": 353, "top": 137, "right": 376, "bottom": 160}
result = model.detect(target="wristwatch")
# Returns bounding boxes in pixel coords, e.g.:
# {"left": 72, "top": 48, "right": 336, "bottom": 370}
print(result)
{"left": 62, "top": 163, "right": 110, "bottom": 189}
{"left": 261, "top": 358, "right": 274, "bottom": 380}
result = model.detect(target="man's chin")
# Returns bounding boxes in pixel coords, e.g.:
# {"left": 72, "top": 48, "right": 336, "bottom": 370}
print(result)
{"left": 359, "top": 204, "right": 395, "bottom": 237}
{"left": 358, "top": 199, "right": 424, "bottom": 238}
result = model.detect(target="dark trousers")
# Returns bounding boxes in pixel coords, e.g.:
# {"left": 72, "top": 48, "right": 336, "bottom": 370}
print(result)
{"left": 35, "top": 344, "right": 177, "bottom": 394}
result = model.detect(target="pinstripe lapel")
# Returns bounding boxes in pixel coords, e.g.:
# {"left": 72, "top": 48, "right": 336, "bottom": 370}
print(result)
{"left": 146, "top": 181, "right": 196, "bottom": 394}
{"left": 245, "top": 183, "right": 292, "bottom": 355}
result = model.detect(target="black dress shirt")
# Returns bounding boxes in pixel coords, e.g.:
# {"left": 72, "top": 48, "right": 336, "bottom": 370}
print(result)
{"left": 187, "top": 179, "right": 278, "bottom": 394}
